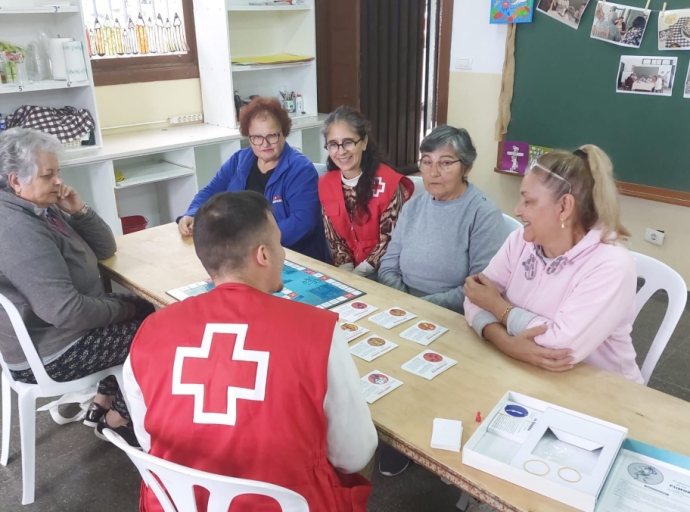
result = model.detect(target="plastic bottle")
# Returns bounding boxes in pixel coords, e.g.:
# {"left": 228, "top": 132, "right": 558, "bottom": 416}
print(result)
{"left": 296, "top": 94, "right": 304, "bottom": 114}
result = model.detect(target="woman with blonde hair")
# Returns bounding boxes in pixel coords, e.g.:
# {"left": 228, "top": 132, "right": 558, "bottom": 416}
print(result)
{"left": 463, "top": 145, "right": 643, "bottom": 383}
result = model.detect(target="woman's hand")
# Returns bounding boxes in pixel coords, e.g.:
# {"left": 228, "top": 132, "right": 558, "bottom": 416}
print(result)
{"left": 56, "top": 185, "right": 85, "bottom": 215}
{"left": 178, "top": 216, "right": 194, "bottom": 237}
{"left": 464, "top": 273, "right": 504, "bottom": 313}
{"left": 499, "top": 324, "right": 574, "bottom": 372}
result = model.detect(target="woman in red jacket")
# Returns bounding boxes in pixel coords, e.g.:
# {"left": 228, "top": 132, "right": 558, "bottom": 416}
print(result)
{"left": 319, "top": 106, "right": 413, "bottom": 278}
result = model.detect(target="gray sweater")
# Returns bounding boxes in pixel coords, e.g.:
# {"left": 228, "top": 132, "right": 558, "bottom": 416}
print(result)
{"left": 378, "top": 183, "right": 505, "bottom": 313}
{"left": 0, "top": 190, "right": 129, "bottom": 366}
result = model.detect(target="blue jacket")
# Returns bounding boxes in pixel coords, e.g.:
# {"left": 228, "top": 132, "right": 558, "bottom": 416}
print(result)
{"left": 180, "top": 144, "right": 329, "bottom": 262}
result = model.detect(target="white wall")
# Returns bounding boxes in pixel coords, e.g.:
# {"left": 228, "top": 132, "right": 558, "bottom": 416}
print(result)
{"left": 448, "top": 0, "right": 690, "bottom": 286}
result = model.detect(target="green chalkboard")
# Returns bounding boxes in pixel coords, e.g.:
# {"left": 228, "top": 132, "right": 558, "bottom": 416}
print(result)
{"left": 506, "top": 1, "right": 689, "bottom": 192}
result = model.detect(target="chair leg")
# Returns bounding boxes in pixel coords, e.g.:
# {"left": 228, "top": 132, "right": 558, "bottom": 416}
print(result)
{"left": 1, "top": 372, "right": 11, "bottom": 466}
{"left": 17, "top": 392, "right": 36, "bottom": 505}
{"left": 456, "top": 491, "right": 471, "bottom": 511}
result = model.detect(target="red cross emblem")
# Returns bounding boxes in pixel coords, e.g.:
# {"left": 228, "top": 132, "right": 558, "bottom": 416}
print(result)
{"left": 372, "top": 177, "right": 386, "bottom": 197}
{"left": 172, "top": 324, "right": 270, "bottom": 426}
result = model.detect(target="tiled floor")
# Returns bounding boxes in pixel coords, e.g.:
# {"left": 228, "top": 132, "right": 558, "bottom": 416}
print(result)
{"left": 0, "top": 291, "right": 687, "bottom": 511}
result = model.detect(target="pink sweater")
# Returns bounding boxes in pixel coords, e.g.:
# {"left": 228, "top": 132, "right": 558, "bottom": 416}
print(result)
{"left": 464, "top": 228, "right": 644, "bottom": 384}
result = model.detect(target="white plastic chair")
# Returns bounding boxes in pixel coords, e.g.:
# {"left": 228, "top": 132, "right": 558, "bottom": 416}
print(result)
{"left": 103, "top": 429, "right": 309, "bottom": 512}
{"left": 0, "top": 292, "right": 125, "bottom": 505}
{"left": 409, "top": 175, "right": 425, "bottom": 197}
{"left": 502, "top": 213, "right": 523, "bottom": 237}
{"left": 631, "top": 252, "right": 687, "bottom": 385}
{"left": 313, "top": 163, "right": 328, "bottom": 178}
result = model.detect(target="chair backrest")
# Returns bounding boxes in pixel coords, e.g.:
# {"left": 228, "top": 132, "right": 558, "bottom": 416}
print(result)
{"left": 631, "top": 252, "right": 687, "bottom": 384}
{"left": 0, "top": 293, "right": 53, "bottom": 387}
{"left": 409, "top": 175, "right": 425, "bottom": 197}
{"left": 313, "top": 163, "right": 328, "bottom": 178}
{"left": 103, "top": 430, "right": 309, "bottom": 512}
{"left": 502, "top": 214, "right": 523, "bottom": 238}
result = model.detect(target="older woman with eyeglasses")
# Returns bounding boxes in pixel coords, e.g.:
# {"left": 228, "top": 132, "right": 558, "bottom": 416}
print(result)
{"left": 378, "top": 125, "right": 504, "bottom": 314}
{"left": 177, "top": 97, "right": 328, "bottom": 261}
{"left": 319, "top": 106, "right": 414, "bottom": 278}
{"left": 463, "top": 146, "right": 643, "bottom": 382}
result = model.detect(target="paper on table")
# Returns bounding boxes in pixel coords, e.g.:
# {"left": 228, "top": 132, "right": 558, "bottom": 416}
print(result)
{"left": 333, "top": 301, "right": 378, "bottom": 322}
{"left": 431, "top": 418, "right": 463, "bottom": 452}
{"left": 368, "top": 307, "right": 417, "bottom": 329}
{"left": 339, "top": 322, "right": 370, "bottom": 342}
{"left": 399, "top": 321, "right": 449, "bottom": 346}
{"left": 360, "top": 370, "right": 403, "bottom": 404}
{"left": 596, "top": 448, "right": 690, "bottom": 512}
{"left": 350, "top": 335, "right": 398, "bottom": 362}
{"left": 401, "top": 350, "right": 457, "bottom": 380}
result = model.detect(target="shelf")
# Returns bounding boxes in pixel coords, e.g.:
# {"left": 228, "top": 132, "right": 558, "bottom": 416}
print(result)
{"left": 232, "top": 61, "right": 313, "bottom": 72}
{"left": 115, "top": 161, "right": 195, "bottom": 189}
{"left": 227, "top": 5, "right": 312, "bottom": 11}
{"left": 0, "top": 5, "right": 78, "bottom": 14}
{"left": 0, "top": 80, "right": 90, "bottom": 95}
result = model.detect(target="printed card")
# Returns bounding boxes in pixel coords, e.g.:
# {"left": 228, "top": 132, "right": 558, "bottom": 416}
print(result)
{"left": 367, "top": 307, "right": 417, "bottom": 329}
{"left": 399, "top": 321, "right": 449, "bottom": 346}
{"left": 360, "top": 370, "right": 403, "bottom": 404}
{"left": 339, "top": 322, "right": 370, "bottom": 342}
{"left": 350, "top": 335, "right": 398, "bottom": 362}
{"left": 333, "top": 301, "right": 379, "bottom": 322}
{"left": 401, "top": 350, "right": 457, "bottom": 381}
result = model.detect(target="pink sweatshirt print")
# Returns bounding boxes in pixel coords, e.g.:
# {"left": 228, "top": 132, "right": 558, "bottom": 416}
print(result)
{"left": 464, "top": 227, "right": 644, "bottom": 384}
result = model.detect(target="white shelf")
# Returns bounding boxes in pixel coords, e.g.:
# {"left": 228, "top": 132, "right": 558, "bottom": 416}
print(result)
{"left": 114, "top": 161, "right": 195, "bottom": 189}
{"left": 0, "top": 5, "right": 78, "bottom": 14}
{"left": 227, "top": 5, "right": 312, "bottom": 11}
{"left": 232, "top": 61, "right": 313, "bottom": 73}
{"left": 0, "top": 80, "right": 90, "bottom": 94}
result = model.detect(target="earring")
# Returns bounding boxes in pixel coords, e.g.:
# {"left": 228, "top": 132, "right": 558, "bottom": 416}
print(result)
{"left": 561, "top": 218, "right": 565, "bottom": 229}
{"left": 14, "top": 189, "right": 21, "bottom": 197}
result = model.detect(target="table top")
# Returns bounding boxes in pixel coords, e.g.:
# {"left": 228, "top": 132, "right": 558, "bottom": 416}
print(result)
{"left": 100, "top": 223, "right": 690, "bottom": 512}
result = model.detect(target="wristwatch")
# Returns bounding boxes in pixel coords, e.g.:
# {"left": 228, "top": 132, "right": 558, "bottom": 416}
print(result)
{"left": 74, "top": 204, "right": 91, "bottom": 216}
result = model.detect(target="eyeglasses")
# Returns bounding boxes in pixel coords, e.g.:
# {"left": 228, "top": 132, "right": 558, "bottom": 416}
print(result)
{"left": 249, "top": 133, "right": 281, "bottom": 146}
{"left": 417, "top": 158, "right": 461, "bottom": 174}
{"left": 527, "top": 160, "right": 572, "bottom": 195}
{"left": 324, "top": 139, "right": 362, "bottom": 153}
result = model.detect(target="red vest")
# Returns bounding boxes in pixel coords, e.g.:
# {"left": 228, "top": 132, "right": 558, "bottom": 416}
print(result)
{"left": 319, "top": 165, "right": 413, "bottom": 266}
{"left": 129, "top": 283, "right": 372, "bottom": 512}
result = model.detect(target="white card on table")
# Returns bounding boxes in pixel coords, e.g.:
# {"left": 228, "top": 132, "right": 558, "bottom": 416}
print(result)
{"left": 350, "top": 335, "right": 398, "bottom": 362}
{"left": 401, "top": 350, "right": 457, "bottom": 380}
{"left": 339, "top": 322, "right": 370, "bottom": 342}
{"left": 399, "top": 320, "right": 449, "bottom": 346}
{"left": 367, "top": 307, "right": 417, "bottom": 329}
{"left": 333, "top": 301, "right": 379, "bottom": 322}
{"left": 360, "top": 370, "right": 403, "bottom": 404}
{"left": 431, "top": 418, "right": 463, "bottom": 452}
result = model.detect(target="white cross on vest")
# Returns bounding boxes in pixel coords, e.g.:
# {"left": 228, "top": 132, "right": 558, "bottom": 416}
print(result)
{"left": 372, "top": 177, "right": 386, "bottom": 198}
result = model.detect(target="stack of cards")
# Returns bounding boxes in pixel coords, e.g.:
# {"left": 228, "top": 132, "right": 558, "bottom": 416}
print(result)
{"left": 339, "top": 322, "right": 370, "bottom": 342}
{"left": 333, "top": 301, "right": 378, "bottom": 322}
{"left": 360, "top": 370, "right": 403, "bottom": 404}
{"left": 350, "top": 335, "right": 398, "bottom": 362}
{"left": 431, "top": 418, "right": 463, "bottom": 452}
{"left": 401, "top": 350, "right": 457, "bottom": 380}
{"left": 399, "top": 321, "right": 449, "bottom": 346}
{"left": 368, "top": 307, "right": 417, "bottom": 329}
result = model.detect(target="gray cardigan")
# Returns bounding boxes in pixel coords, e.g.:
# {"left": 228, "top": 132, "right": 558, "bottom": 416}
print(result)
{"left": 0, "top": 190, "right": 129, "bottom": 366}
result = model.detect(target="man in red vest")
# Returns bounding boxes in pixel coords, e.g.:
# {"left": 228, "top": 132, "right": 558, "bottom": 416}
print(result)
{"left": 121, "top": 191, "right": 378, "bottom": 511}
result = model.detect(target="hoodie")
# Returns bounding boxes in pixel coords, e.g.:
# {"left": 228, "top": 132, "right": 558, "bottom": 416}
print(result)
{"left": 464, "top": 227, "right": 643, "bottom": 384}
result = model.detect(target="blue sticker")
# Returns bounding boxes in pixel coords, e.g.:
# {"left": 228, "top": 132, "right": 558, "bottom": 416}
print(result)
{"left": 505, "top": 404, "right": 529, "bottom": 418}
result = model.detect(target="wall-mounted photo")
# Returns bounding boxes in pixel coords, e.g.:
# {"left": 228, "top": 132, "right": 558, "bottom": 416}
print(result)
{"left": 658, "top": 9, "right": 690, "bottom": 50}
{"left": 537, "top": 0, "right": 591, "bottom": 29}
{"left": 685, "top": 64, "right": 690, "bottom": 98}
{"left": 616, "top": 56, "right": 677, "bottom": 97}
{"left": 591, "top": 1, "right": 648, "bottom": 48}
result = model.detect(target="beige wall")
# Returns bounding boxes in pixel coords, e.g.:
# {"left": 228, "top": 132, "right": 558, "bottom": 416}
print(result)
{"left": 95, "top": 79, "right": 203, "bottom": 130}
{"left": 447, "top": 71, "right": 690, "bottom": 285}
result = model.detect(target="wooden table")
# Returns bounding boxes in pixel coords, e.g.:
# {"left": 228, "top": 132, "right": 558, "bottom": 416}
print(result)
{"left": 100, "top": 223, "right": 690, "bottom": 512}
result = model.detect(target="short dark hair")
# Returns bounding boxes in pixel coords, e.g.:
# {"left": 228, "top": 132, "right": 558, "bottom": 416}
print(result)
{"left": 193, "top": 191, "right": 272, "bottom": 277}
{"left": 632, "top": 16, "right": 646, "bottom": 29}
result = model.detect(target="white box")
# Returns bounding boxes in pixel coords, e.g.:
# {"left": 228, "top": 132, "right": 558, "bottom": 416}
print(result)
{"left": 462, "top": 392, "right": 627, "bottom": 512}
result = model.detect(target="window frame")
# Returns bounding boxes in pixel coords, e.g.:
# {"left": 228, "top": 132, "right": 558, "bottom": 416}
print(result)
{"left": 90, "top": 0, "right": 199, "bottom": 86}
